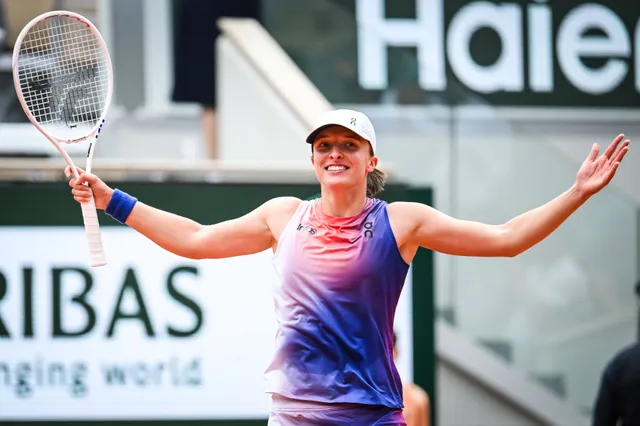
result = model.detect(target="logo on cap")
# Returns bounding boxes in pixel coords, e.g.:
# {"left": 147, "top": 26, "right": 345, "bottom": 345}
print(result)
{"left": 350, "top": 118, "right": 356, "bottom": 126}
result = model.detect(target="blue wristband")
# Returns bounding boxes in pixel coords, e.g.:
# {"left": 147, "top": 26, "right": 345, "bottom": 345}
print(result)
{"left": 105, "top": 189, "right": 138, "bottom": 224}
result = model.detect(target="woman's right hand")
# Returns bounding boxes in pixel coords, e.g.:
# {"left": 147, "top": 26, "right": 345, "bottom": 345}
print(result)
{"left": 65, "top": 166, "right": 114, "bottom": 210}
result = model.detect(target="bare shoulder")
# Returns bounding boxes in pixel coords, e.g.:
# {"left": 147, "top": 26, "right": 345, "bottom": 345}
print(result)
{"left": 258, "top": 197, "right": 302, "bottom": 248}
{"left": 387, "top": 201, "right": 445, "bottom": 231}
{"left": 387, "top": 201, "right": 433, "bottom": 216}
{"left": 415, "top": 384, "right": 430, "bottom": 405}
{"left": 261, "top": 196, "right": 302, "bottom": 217}
{"left": 404, "top": 383, "right": 430, "bottom": 405}
{"left": 386, "top": 201, "right": 434, "bottom": 234}
{"left": 261, "top": 197, "right": 302, "bottom": 235}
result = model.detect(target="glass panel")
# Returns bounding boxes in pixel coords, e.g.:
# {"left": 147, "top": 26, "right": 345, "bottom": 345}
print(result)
{"left": 451, "top": 113, "right": 638, "bottom": 411}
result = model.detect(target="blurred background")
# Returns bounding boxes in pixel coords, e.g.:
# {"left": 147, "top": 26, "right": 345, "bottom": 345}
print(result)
{"left": 1, "top": 0, "right": 639, "bottom": 425}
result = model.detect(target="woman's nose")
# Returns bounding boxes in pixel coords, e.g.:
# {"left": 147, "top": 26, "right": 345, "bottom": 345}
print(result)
{"left": 329, "top": 146, "right": 343, "bottom": 159}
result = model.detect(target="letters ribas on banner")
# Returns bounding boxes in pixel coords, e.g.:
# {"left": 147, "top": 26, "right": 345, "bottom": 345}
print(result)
{"left": 356, "top": 0, "right": 639, "bottom": 106}
{"left": 0, "top": 228, "right": 413, "bottom": 420}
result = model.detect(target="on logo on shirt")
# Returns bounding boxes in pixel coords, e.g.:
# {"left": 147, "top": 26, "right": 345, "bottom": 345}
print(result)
{"left": 364, "top": 222, "right": 374, "bottom": 239}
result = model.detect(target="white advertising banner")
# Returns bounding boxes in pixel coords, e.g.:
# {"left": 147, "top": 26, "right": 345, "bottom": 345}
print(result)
{"left": 0, "top": 227, "right": 413, "bottom": 420}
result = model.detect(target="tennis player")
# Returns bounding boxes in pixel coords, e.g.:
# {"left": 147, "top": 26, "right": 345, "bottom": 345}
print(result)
{"left": 67, "top": 109, "right": 629, "bottom": 425}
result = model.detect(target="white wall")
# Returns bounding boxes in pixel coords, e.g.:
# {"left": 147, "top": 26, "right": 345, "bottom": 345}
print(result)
{"left": 216, "top": 37, "right": 311, "bottom": 165}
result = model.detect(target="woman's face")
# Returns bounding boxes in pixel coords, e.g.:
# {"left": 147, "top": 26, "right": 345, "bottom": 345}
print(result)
{"left": 311, "top": 126, "right": 377, "bottom": 192}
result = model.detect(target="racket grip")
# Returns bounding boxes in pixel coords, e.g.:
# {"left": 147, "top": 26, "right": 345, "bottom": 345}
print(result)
{"left": 80, "top": 194, "right": 107, "bottom": 267}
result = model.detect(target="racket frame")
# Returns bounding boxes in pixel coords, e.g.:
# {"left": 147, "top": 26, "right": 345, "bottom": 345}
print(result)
{"left": 12, "top": 10, "right": 115, "bottom": 267}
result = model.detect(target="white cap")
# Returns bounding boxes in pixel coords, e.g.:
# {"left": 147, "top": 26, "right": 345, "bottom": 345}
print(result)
{"left": 306, "top": 109, "right": 377, "bottom": 153}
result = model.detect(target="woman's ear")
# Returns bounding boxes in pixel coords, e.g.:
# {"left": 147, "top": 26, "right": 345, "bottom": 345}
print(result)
{"left": 368, "top": 156, "right": 379, "bottom": 173}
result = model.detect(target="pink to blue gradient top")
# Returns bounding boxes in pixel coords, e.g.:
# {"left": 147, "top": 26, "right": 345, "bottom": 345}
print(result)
{"left": 265, "top": 198, "right": 410, "bottom": 408}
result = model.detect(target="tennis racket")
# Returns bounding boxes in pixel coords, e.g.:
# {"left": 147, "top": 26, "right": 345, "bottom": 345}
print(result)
{"left": 12, "top": 10, "right": 113, "bottom": 267}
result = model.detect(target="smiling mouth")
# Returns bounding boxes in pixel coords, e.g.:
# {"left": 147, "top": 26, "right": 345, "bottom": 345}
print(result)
{"left": 325, "top": 165, "right": 349, "bottom": 171}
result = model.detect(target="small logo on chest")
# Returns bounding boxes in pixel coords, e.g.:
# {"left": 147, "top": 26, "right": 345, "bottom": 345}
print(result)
{"left": 364, "top": 221, "right": 374, "bottom": 239}
{"left": 297, "top": 223, "right": 317, "bottom": 235}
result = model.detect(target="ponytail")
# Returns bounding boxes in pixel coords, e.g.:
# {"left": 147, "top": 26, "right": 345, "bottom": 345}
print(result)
{"left": 367, "top": 168, "right": 386, "bottom": 198}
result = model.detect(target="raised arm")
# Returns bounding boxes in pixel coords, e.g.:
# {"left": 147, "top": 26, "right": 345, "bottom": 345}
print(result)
{"left": 67, "top": 168, "right": 300, "bottom": 259}
{"left": 399, "top": 134, "right": 629, "bottom": 257}
{"left": 121, "top": 196, "right": 287, "bottom": 259}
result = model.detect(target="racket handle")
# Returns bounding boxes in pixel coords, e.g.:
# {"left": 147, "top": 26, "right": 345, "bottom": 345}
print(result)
{"left": 80, "top": 194, "right": 107, "bottom": 267}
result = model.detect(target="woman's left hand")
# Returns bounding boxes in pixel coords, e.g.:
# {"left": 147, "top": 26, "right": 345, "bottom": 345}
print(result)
{"left": 575, "top": 134, "right": 629, "bottom": 198}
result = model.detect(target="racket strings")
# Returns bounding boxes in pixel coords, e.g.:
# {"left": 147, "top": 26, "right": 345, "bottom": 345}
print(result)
{"left": 16, "top": 15, "right": 109, "bottom": 140}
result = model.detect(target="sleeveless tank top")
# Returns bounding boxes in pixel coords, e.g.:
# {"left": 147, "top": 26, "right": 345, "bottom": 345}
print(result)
{"left": 265, "top": 198, "right": 410, "bottom": 408}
